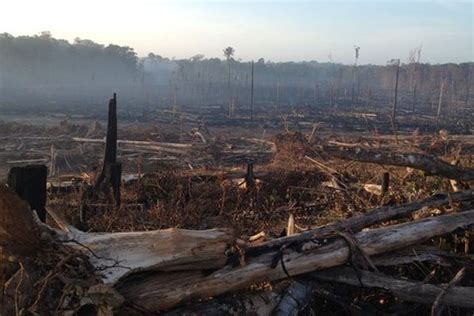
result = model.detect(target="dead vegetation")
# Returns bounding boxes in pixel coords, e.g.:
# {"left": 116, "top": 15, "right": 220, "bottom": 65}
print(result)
{"left": 1, "top": 99, "right": 474, "bottom": 315}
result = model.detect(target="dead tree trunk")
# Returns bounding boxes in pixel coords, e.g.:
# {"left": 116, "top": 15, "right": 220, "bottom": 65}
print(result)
{"left": 437, "top": 79, "right": 445, "bottom": 122}
{"left": 312, "top": 267, "right": 474, "bottom": 308}
{"left": 465, "top": 64, "right": 471, "bottom": 106}
{"left": 250, "top": 60, "right": 254, "bottom": 121}
{"left": 7, "top": 165, "right": 47, "bottom": 222}
{"left": 272, "top": 280, "right": 314, "bottom": 316}
{"left": 95, "top": 93, "right": 121, "bottom": 207}
{"left": 324, "top": 146, "right": 474, "bottom": 181}
{"left": 245, "top": 162, "right": 255, "bottom": 189}
{"left": 110, "top": 162, "right": 122, "bottom": 208}
{"left": 391, "top": 59, "right": 400, "bottom": 120}
{"left": 115, "top": 210, "right": 474, "bottom": 311}
{"left": 381, "top": 172, "right": 390, "bottom": 195}
{"left": 247, "top": 190, "right": 472, "bottom": 255}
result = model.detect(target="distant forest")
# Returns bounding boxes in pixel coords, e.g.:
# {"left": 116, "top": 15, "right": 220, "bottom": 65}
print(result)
{"left": 0, "top": 33, "right": 472, "bottom": 110}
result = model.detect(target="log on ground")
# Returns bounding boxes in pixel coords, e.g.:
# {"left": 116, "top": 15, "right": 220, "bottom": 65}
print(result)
{"left": 116, "top": 210, "right": 474, "bottom": 312}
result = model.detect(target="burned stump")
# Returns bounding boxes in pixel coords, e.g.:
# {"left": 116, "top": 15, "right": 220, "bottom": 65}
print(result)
{"left": 7, "top": 165, "right": 47, "bottom": 222}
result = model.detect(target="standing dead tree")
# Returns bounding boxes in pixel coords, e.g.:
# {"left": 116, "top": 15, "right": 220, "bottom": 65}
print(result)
{"left": 250, "top": 60, "right": 255, "bottom": 121}
{"left": 465, "top": 63, "right": 472, "bottom": 106}
{"left": 351, "top": 46, "right": 360, "bottom": 109}
{"left": 437, "top": 78, "right": 446, "bottom": 123}
{"left": 94, "top": 93, "right": 121, "bottom": 207}
{"left": 389, "top": 59, "right": 400, "bottom": 143}
{"left": 390, "top": 59, "right": 400, "bottom": 121}
{"left": 408, "top": 45, "right": 422, "bottom": 113}
{"left": 223, "top": 47, "right": 235, "bottom": 117}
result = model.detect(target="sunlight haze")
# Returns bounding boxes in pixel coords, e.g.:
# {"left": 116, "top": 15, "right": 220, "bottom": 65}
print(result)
{"left": 0, "top": 0, "right": 472, "bottom": 64}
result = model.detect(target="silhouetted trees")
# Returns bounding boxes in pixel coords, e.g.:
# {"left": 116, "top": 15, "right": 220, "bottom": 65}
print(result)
{"left": 0, "top": 32, "right": 139, "bottom": 99}
{"left": 0, "top": 33, "right": 472, "bottom": 112}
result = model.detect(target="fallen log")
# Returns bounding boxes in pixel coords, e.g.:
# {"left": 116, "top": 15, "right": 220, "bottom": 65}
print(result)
{"left": 71, "top": 137, "right": 195, "bottom": 149}
{"left": 247, "top": 190, "right": 473, "bottom": 256}
{"left": 272, "top": 280, "right": 314, "bottom": 316}
{"left": 116, "top": 210, "right": 474, "bottom": 311}
{"left": 324, "top": 146, "right": 474, "bottom": 181}
{"left": 312, "top": 266, "right": 474, "bottom": 308}
{"left": 45, "top": 208, "right": 233, "bottom": 284}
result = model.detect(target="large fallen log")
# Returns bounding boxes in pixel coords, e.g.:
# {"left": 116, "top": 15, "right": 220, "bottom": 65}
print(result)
{"left": 116, "top": 210, "right": 474, "bottom": 311}
{"left": 324, "top": 146, "right": 474, "bottom": 181}
{"left": 45, "top": 208, "right": 233, "bottom": 284}
{"left": 247, "top": 190, "right": 473, "bottom": 256}
{"left": 312, "top": 267, "right": 474, "bottom": 308}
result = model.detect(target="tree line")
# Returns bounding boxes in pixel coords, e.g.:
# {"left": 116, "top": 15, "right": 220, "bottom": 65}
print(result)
{"left": 0, "top": 33, "right": 472, "bottom": 112}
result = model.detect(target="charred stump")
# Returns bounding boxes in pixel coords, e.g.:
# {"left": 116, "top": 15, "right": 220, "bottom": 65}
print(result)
{"left": 244, "top": 162, "right": 255, "bottom": 190}
{"left": 94, "top": 93, "right": 121, "bottom": 207}
{"left": 7, "top": 165, "right": 47, "bottom": 222}
{"left": 381, "top": 172, "right": 390, "bottom": 195}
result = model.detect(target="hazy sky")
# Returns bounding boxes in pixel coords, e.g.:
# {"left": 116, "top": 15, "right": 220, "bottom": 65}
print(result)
{"left": 0, "top": 0, "right": 472, "bottom": 64}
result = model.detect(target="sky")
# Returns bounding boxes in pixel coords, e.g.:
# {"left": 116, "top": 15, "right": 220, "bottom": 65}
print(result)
{"left": 0, "top": 0, "right": 472, "bottom": 64}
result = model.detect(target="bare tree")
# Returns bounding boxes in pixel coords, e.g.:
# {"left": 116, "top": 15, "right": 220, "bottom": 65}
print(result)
{"left": 389, "top": 59, "right": 401, "bottom": 143}
{"left": 389, "top": 59, "right": 401, "bottom": 120}
{"left": 223, "top": 46, "right": 235, "bottom": 116}
{"left": 250, "top": 60, "right": 254, "bottom": 121}
{"left": 351, "top": 46, "right": 360, "bottom": 108}
{"left": 408, "top": 45, "right": 422, "bottom": 112}
{"left": 437, "top": 78, "right": 446, "bottom": 122}
{"left": 465, "top": 63, "right": 472, "bottom": 106}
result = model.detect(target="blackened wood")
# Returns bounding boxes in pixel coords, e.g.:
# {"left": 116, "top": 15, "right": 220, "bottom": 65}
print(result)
{"left": 392, "top": 59, "right": 400, "bottom": 121}
{"left": 96, "top": 93, "right": 118, "bottom": 188}
{"left": 7, "top": 165, "right": 47, "bottom": 222}
{"left": 381, "top": 172, "right": 390, "bottom": 195}
{"left": 245, "top": 162, "right": 255, "bottom": 189}
{"left": 110, "top": 162, "right": 122, "bottom": 208}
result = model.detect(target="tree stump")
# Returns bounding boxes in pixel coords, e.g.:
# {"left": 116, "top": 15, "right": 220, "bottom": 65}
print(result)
{"left": 381, "top": 172, "right": 390, "bottom": 195}
{"left": 95, "top": 93, "right": 118, "bottom": 189}
{"left": 7, "top": 165, "right": 47, "bottom": 222}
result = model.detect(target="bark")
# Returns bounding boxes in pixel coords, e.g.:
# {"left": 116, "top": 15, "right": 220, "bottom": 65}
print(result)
{"left": 44, "top": 206, "right": 233, "bottom": 284}
{"left": 115, "top": 210, "right": 474, "bottom": 312}
{"left": 325, "top": 146, "right": 474, "bottom": 181}
{"left": 95, "top": 94, "right": 118, "bottom": 189}
{"left": 312, "top": 267, "right": 474, "bottom": 308}
{"left": 247, "top": 190, "right": 472, "bottom": 256}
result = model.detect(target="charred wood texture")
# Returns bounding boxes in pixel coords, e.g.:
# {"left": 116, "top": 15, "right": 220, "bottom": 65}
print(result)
{"left": 7, "top": 165, "right": 47, "bottom": 222}
{"left": 95, "top": 93, "right": 118, "bottom": 190}
{"left": 381, "top": 172, "right": 390, "bottom": 195}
